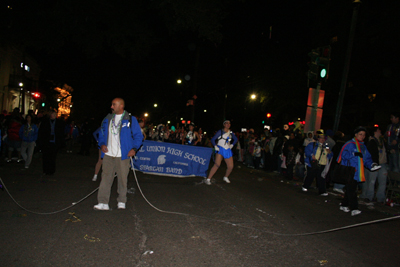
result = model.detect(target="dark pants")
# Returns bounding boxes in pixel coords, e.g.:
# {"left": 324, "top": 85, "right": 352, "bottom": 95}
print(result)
{"left": 341, "top": 179, "right": 358, "bottom": 210}
{"left": 254, "top": 157, "right": 261, "bottom": 169}
{"left": 79, "top": 135, "right": 91, "bottom": 155}
{"left": 286, "top": 164, "right": 295, "bottom": 180}
{"left": 303, "top": 165, "right": 326, "bottom": 194}
{"left": 42, "top": 143, "right": 57, "bottom": 174}
{"left": 271, "top": 154, "right": 279, "bottom": 171}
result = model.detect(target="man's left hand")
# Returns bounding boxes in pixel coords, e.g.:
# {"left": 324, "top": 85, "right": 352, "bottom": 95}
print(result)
{"left": 127, "top": 149, "right": 136, "bottom": 157}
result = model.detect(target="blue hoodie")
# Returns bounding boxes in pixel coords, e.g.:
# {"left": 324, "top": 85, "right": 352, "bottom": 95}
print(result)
{"left": 19, "top": 124, "right": 38, "bottom": 143}
{"left": 98, "top": 112, "right": 143, "bottom": 160}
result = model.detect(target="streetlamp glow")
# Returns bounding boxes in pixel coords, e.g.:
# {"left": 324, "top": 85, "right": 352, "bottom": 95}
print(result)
{"left": 144, "top": 113, "right": 148, "bottom": 117}
{"left": 177, "top": 79, "right": 182, "bottom": 84}
{"left": 154, "top": 104, "right": 158, "bottom": 107}
{"left": 19, "top": 82, "right": 23, "bottom": 87}
{"left": 167, "top": 121, "right": 171, "bottom": 124}
{"left": 251, "top": 94, "right": 256, "bottom": 100}
{"left": 204, "top": 110, "right": 207, "bottom": 112}
{"left": 180, "top": 117, "right": 183, "bottom": 120}
{"left": 57, "top": 99, "right": 60, "bottom": 102}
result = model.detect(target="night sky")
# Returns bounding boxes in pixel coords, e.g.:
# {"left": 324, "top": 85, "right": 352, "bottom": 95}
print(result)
{"left": 2, "top": 0, "right": 398, "bottom": 133}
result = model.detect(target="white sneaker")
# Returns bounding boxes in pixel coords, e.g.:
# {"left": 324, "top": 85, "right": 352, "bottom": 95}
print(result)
{"left": 223, "top": 177, "right": 231, "bottom": 183}
{"left": 302, "top": 187, "right": 308, "bottom": 192}
{"left": 320, "top": 193, "right": 328, "bottom": 196}
{"left": 340, "top": 206, "right": 350, "bottom": 212}
{"left": 117, "top": 202, "right": 126, "bottom": 209}
{"left": 333, "top": 188, "right": 345, "bottom": 194}
{"left": 94, "top": 203, "right": 109, "bottom": 210}
{"left": 92, "top": 175, "right": 97, "bottom": 181}
{"left": 204, "top": 179, "right": 211, "bottom": 185}
{"left": 351, "top": 209, "right": 361, "bottom": 216}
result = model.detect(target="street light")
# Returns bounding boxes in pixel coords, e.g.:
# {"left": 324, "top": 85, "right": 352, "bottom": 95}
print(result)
{"left": 154, "top": 104, "right": 158, "bottom": 107}
{"left": 167, "top": 121, "right": 171, "bottom": 124}
{"left": 144, "top": 113, "right": 148, "bottom": 117}
{"left": 204, "top": 110, "right": 207, "bottom": 112}
{"left": 177, "top": 79, "right": 182, "bottom": 84}
{"left": 251, "top": 94, "right": 256, "bottom": 100}
{"left": 19, "top": 82, "right": 23, "bottom": 87}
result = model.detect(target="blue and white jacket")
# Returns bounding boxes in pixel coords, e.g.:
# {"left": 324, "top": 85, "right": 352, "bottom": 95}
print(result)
{"left": 211, "top": 129, "right": 238, "bottom": 150}
{"left": 98, "top": 112, "right": 143, "bottom": 160}
{"left": 304, "top": 141, "right": 333, "bottom": 167}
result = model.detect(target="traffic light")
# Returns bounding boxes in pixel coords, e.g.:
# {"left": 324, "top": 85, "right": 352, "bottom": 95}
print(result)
{"left": 307, "top": 46, "right": 331, "bottom": 82}
{"left": 41, "top": 103, "right": 45, "bottom": 107}
{"left": 318, "top": 46, "right": 331, "bottom": 82}
{"left": 307, "top": 49, "right": 320, "bottom": 81}
{"left": 33, "top": 93, "right": 40, "bottom": 98}
{"left": 266, "top": 113, "right": 271, "bottom": 118}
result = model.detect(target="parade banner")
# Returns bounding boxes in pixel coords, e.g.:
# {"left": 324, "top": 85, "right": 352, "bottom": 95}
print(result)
{"left": 133, "top": 140, "right": 213, "bottom": 178}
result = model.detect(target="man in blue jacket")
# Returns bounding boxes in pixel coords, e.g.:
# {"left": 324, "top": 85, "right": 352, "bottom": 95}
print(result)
{"left": 94, "top": 98, "right": 143, "bottom": 210}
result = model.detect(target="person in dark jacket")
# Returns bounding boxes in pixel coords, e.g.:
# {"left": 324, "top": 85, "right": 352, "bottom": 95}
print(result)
{"left": 385, "top": 112, "right": 400, "bottom": 172}
{"left": 360, "top": 126, "right": 388, "bottom": 204}
{"left": 37, "top": 110, "right": 65, "bottom": 175}
{"left": 6, "top": 110, "right": 23, "bottom": 162}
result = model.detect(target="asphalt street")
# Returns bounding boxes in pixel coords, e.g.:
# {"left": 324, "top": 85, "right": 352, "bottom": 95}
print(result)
{"left": 1, "top": 146, "right": 400, "bottom": 267}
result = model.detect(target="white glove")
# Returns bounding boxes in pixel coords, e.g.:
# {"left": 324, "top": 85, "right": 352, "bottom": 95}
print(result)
{"left": 229, "top": 144, "right": 233, "bottom": 149}
{"left": 371, "top": 163, "right": 381, "bottom": 171}
{"left": 214, "top": 146, "right": 219, "bottom": 151}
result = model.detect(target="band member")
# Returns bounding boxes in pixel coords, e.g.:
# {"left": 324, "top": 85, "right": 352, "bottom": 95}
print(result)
{"left": 205, "top": 120, "right": 238, "bottom": 185}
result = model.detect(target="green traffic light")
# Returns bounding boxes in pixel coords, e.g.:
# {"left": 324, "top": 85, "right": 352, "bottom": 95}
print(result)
{"left": 320, "top": 68, "right": 327, "bottom": 78}
{"left": 262, "top": 121, "right": 265, "bottom": 124}
{"left": 41, "top": 103, "right": 45, "bottom": 107}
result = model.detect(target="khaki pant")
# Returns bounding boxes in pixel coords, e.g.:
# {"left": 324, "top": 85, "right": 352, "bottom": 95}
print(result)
{"left": 21, "top": 141, "right": 35, "bottom": 167}
{"left": 97, "top": 155, "right": 130, "bottom": 204}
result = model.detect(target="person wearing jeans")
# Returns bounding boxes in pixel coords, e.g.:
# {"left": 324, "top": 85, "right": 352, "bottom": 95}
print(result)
{"left": 360, "top": 126, "right": 388, "bottom": 203}
{"left": 19, "top": 114, "right": 38, "bottom": 169}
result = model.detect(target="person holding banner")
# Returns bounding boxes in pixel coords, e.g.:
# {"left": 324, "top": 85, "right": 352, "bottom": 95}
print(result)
{"left": 183, "top": 122, "right": 200, "bottom": 146}
{"left": 94, "top": 98, "right": 143, "bottom": 211}
{"left": 205, "top": 120, "right": 238, "bottom": 185}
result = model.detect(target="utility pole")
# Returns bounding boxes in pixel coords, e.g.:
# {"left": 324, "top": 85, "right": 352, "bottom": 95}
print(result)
{"left": 333, "top": 0, "right": 361, "bottom": 132}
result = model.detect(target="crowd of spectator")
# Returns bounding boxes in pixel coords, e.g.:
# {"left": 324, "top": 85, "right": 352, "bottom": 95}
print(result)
{"left": 2, "top": 108, "right": 398, "bottom": 209}
{"left": 0, "top": 108, "right": 94, "bottom": 167}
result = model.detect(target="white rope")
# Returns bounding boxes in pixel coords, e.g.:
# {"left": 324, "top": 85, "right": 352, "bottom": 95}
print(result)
{"left": 129, "top": 158, "right": 400, "bottom": 236}
{"left": 0, "top": 177, "right": 98, "bottom": 215}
